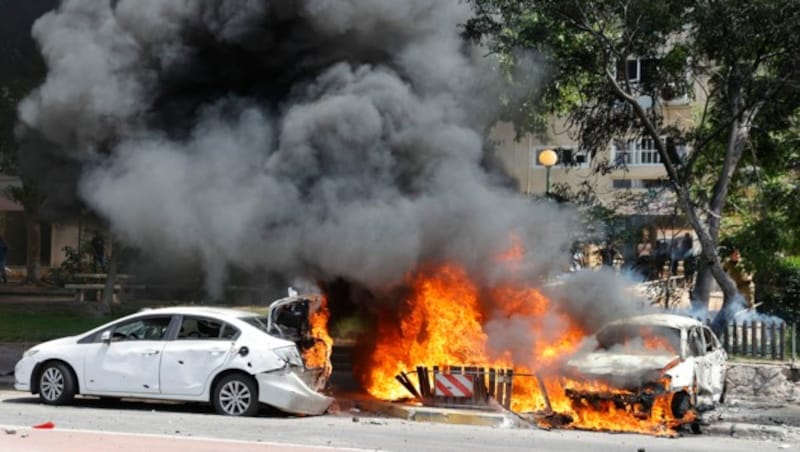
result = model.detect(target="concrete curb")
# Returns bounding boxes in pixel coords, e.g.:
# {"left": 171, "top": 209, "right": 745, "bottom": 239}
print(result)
{"left": 353, "top": 398, "right": 793, "bottom": 440}
{"left": 701, "top": 422, "right": 789, "bottom": 440}
{"left": 354, "top": 399, "right": 523, "bottom": 428}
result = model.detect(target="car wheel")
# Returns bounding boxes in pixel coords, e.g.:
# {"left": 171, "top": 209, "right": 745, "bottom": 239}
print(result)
{"left": 212, "top": 373, "right": 259, "bottom": 416}
{"left": 670, "top": 390, "right": 692, "bottom": 419}
{"left": 38, "top": 362, "right": 77, "bottom": 405}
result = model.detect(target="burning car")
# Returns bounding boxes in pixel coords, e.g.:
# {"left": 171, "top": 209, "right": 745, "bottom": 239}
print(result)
{"left": 564, "top": 314, "right": 726, "bottom": 423}
{"left": 13, "top": 295, "right": 333, "bottom": 416}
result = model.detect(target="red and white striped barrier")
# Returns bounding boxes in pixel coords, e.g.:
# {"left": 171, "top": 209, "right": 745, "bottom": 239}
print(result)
{"left": 434, "top": 373, "right": 473, "bottom": 397}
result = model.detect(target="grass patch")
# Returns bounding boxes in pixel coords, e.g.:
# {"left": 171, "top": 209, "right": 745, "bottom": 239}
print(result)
{"left": 0, "top": 308, "right": 115, "bottom": 342}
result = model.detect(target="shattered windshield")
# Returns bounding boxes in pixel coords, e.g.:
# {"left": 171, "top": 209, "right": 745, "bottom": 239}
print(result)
{"left": 596, "top": 324, "right": 681, "bottom": 356}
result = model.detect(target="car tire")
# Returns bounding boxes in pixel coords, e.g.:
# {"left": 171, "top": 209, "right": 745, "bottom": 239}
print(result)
{"left": 38, "top": 361, "right": 77, "bottom": 405}
{"left": 212, "top": 373, "right": 260, "bottom": 416}
{"left": 670, "top": 390, "right": 692, "bottom": 419}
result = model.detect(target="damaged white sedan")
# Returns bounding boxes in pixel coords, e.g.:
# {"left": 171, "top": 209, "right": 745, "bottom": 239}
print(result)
{"left": 14, "top": 297, "right": 333, "bottom": 416}
{"left": 565, "top": 314, "right": 726, "bottom": 421}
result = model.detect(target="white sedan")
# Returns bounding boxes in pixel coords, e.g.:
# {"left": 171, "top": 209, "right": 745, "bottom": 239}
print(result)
{"left": 14, "top": 301, "right": 333, "bottom": 416}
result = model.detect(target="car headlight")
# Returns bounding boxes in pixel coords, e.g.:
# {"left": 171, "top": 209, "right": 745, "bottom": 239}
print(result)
{"left": 273, "top": 345, "right": 304, "bottom": 368}
{"left": 22, "top": 348, "right": 39, "bottom": 358}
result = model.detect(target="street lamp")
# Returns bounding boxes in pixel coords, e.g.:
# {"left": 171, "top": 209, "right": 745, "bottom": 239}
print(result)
{"left": 538, "top": 149, "right": 558, "bottom": 196}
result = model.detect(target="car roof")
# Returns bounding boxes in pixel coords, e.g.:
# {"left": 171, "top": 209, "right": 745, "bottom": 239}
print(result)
{"left": 133, "top": 306, "right": 262, "bottom": 320}
{"left": 601, "top": 313, "right": 704, "bottom": 331}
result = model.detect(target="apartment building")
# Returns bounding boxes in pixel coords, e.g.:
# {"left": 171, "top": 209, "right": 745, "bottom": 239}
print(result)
{"left": 491, "top": 57, "right": 706, "bottom": 262}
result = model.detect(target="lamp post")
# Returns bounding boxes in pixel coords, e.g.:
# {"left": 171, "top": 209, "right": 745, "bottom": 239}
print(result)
{"left": 538, "top": 149, "right": 558, "bottom": 196}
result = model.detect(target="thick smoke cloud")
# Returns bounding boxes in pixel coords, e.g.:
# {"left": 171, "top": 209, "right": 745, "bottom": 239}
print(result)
{"left": 18, "top": 0, "right": 583, "bottom": 296}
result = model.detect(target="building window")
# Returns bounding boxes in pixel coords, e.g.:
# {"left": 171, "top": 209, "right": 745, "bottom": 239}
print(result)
{"left": 533, "top": 147, "right": 590, "bottom": 168}
{"left": 612, "top": 138, "right": 662, "bottom": 166}
{"left": 612, "top": 179, "right": 632, "bottom": 189}
{"left": 612, "top": 178, "right": 668, "bottom": 190}
{"left": 616, "top": 57, "right": 690, "bottom": 104}
{"left": 616, "top": 58, "right": 657, "bottom": 85}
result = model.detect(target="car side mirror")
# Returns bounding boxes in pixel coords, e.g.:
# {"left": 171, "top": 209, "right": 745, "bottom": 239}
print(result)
{"left": 101, "top": 330, "right": 111, "bottom": 344}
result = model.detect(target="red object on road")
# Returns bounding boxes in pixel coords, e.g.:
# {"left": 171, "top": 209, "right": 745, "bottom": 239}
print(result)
{"left": 32, "top": 421, "right": 55, "bottom": 429}
{"left": 433, "top": 373, "right": 473, "bottom": 397}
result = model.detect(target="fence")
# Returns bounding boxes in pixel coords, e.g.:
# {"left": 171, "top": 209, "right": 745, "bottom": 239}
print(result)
{"left": 720, "top": 321, "right": 798, "bottom": 361}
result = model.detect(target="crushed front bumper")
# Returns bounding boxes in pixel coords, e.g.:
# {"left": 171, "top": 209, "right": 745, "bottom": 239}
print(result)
{"left": 256, "top": 368, "right": 333, "bottom": 415}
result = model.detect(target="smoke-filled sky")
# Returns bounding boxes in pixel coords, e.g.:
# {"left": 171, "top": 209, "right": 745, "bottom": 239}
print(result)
{"left": 16, "top": 0, "right": 589, "bottom": 297}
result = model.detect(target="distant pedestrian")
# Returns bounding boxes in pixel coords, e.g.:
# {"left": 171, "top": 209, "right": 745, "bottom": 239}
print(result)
{"left": 597, "top": 241, "right": 621, "bottom": 268}
{"left": 635, "top": 235, "right": 653, "bottom": 280}
{"left": 0, "top": 236, "right": 7, "bottom": 283}
{"left": 91, "top": 232, "right": 106, "bottom": 273}
{"left": 570, "top": 242, "right": 585, "bottom": 272}
{"left": 723, "top": 247, "right": 754, "bottom": 307}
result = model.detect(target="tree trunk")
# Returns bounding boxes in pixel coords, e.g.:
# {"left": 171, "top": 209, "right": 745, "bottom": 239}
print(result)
{"left": 24, "top": 214, "right": 40, "bottom": 284}
{"left": 690, "top": 261, "right": 712, "bottom": 311}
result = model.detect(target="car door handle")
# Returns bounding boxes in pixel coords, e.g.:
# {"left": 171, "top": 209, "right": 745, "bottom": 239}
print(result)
{"left": 208, "top": 349, "right": 226, "bottom": 355}
{"left": 143, "top": 350, "right": 160, "bottom": 356}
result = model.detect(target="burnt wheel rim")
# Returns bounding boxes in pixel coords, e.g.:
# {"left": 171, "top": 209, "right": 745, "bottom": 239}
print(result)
{"left": 219, "top": 380, "right": 252, "bottom": 415}
{"left": 41, "top": 367, "right": 64, "bottom": 401}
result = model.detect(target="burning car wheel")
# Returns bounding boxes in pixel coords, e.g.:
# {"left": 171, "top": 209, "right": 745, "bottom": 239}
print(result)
{"left": 213, "top": 374, "right": 260, "bottom": 416}
{"left": 670, "top": 390, "right": 693, "bottom": 419}
{"left": 38, "top": 362, "right": 76, "bottom": 405}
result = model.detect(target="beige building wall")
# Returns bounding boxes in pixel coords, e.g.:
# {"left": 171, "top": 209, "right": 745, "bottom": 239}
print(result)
{"left": 491, "top": 95, "right": 700, "bottom": 206}
{"left": 49, "top": 220, "right": 80, "bottom": 267}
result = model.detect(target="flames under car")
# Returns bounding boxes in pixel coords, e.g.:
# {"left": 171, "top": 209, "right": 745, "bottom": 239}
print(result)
{"left": 564, "top": 314, "right": 727, "bottom": 422}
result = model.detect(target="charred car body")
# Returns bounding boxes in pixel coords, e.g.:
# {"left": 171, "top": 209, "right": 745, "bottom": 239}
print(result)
{"left": 14, "top": 295, "right": 333, "bottom": 416}
{"left": 565, "top": 314, "right": 726, "bottom": 420}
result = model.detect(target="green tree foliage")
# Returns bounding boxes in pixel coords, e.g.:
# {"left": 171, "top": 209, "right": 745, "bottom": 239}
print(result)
{"left": 466, "top": 0, "right": 800, "bottom": 328}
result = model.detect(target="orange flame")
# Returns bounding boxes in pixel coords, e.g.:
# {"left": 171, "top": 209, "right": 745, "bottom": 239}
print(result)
{"left": 358, "top": 260, "right": 693, "bottom": 435}
{"left": 302, "top": 296, "right": 333, "bottom": 379}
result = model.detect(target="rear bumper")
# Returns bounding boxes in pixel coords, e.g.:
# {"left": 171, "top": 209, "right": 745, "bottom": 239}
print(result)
{"left": 256, "top": 368, "right": 333, "bottom": 415}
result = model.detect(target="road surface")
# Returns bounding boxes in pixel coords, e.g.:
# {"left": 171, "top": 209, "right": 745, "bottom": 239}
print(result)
{"left": 1, "top": 390, "right": 795, "bottom": 451}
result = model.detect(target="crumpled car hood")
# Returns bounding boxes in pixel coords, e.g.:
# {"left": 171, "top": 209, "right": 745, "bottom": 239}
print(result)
{"left": 567, "top": 352, "right": 679, "bottom": 380}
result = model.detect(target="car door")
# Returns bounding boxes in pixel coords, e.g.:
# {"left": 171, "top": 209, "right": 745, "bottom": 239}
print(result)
{"left": 84, "top": 315, "right": 174, "bottom": 394}
{"left": 159, "top": 316, "right": 238, "bottom": 396}
{"left": 700, "top": 326, "right": 726, "bottom": 397}
{"left": 686, "top": 326, "right": 707, "bottom": 392}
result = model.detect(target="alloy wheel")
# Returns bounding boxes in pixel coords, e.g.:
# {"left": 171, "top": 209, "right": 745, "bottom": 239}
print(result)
{"left": 218, "top": 380, "right": 252, "bottom": 415}
{"left": 40, "top": 367, "right": 65, "bottom": 402}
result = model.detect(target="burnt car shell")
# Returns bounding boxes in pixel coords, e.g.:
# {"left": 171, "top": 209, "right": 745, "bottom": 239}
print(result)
{"left": 565, "top": 314, "right": 727, "bottom": 418}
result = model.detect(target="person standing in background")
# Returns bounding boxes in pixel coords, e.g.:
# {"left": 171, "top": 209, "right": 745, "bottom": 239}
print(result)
{"left": 0, "top": 236, "right": 8, "bottom": 283}
{"left": 723, "top": 247, "right": 755, "bottom": 307}
{"left": 91, "top": 232, "right": 106, "bottom": 272}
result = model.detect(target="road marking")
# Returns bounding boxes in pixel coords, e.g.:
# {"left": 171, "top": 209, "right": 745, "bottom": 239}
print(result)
{"left": 0, "top": 424, "right": 369, "bottom": 451}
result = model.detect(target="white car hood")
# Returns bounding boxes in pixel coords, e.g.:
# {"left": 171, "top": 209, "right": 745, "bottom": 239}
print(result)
{"left": 29, "top": 335, "right": 79, "bottom": 352}
{"left": 567, "top": 352, "right": 679, "bottom": 380}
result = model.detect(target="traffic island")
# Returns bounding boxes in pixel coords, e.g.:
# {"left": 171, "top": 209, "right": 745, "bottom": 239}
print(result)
{"left": 353, "top": 398, "right": 526, "bottom": 428}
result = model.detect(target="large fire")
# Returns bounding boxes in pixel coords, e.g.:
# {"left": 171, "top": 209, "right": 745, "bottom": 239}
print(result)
{"left": 352, "top": 263, "right": 693, "bottom": 436}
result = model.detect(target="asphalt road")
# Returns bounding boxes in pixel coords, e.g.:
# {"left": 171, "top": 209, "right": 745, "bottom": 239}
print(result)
{"left": 0, "top": 390, "right": 795, "bottom": 452}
